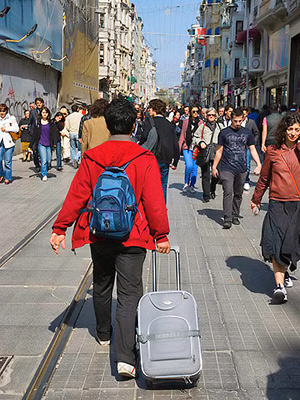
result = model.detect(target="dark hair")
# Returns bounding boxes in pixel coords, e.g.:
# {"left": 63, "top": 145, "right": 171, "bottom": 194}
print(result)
{"left": 71, "top": 104, "right": 79, "bottom": 113}
{"left": 35, "top": 97, "right": 44, "bottom": 104}
{"left": 90, "top": 99, "right": 109, "bottom": 118}
{"left": 40, "top": 106, "right": 51, "bottom": 121}
{"left": 225, "top": 104, "right": 233, "bottom": 112}
{"left": 231, "top": 108, "right": 244, "bottom": 118}
{"left": 0, "top": 103, "right": 8, "bottom": 113}
{"left": 104, "top": 98, "right": 137, "bottom": 135}
{"left": 189, "top": 104, "right": 199, "bottom": 113}
{"left": 54, "top": 111, "right": 65, "bottom": 122}
{"left": 149, "top": 99, "right": 166, "bottom": 115}
{"left": 274, "top": 113, "right": 300, "bottom": 148}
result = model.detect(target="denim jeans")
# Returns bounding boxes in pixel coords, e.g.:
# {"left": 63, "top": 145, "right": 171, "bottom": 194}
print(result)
{"left": 157, "top": 162, "right": 169, "bottom": 204}
{"left": 38, "top": 143, "right": 52, "bottom": 177}
{"left": 70, "top": 133, "right": 81, "bottom": 166}
{"left": 245, "top": 148, "right": 251, "bottom": 183}
{"left": 182, "top": 149, "right": 198, "bottom": 187}
{"left": 56, "top": 141, "right": 62, "bottom": 169}
{"left": 0, "top": 143, "right": 15, "bottom": 181}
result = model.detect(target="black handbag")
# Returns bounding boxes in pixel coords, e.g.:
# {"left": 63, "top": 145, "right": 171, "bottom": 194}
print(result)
{"left": 195, "top": 124, "right": 215, "bottom": 167}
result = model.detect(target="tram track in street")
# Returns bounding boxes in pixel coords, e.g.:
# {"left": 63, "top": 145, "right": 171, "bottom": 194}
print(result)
{"left": 0, "top": 205, "right": 62, "bottom": 269}
{"left": 0, "top": 203, "right": 93, "bottom": 400}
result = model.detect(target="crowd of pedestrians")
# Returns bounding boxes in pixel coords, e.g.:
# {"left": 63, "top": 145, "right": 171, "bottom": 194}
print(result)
{"left": 1, "top": 96, "right": 300, "bottom": 308}
{"left": 1, "top": 93, "right": 299, "bottom": 381}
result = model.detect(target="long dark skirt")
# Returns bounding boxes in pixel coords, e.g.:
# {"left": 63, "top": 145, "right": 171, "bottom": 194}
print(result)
{"left": 261, "top": 199, "right": 300, "bottom": 269}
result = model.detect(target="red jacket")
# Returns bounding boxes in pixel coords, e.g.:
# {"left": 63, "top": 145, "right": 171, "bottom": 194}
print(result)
{"left": 252, "top": 143, "right": 300, "bottom": 205}
{"left": 52, "top": 138, "right": 170, "bottom": 250}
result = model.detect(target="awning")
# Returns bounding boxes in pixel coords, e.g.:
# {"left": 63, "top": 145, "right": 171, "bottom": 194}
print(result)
{"left": 215, "top": 27, "right": 220, "bottom": 35}
{"left": 214, "top": 58, "right": 219, "bottom": 67}
{"left": 205, "top": 59, "right": 211, "bottom": 68}
{"left": 236, "top": 29, "right": 261, "bottom": 44}
{"left": 206, "top": 28, "right": 212, "bottom": 36}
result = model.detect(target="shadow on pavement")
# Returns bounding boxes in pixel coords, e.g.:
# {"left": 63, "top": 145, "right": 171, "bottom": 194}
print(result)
{"left": 197, "top": 208, "right": 224, "bottom": 226}
{"left": 226, "top": 256, "right": 274, "bottom": 297}
{"left": 266, "top": 354, "right": 300, "bottom": 399}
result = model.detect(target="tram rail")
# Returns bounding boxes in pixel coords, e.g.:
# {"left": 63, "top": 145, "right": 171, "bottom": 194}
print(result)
{"left": 0, "top": 203, "right": 93, "bottom": 400}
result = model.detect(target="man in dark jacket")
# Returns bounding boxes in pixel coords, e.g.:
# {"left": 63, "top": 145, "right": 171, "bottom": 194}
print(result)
{"left": 140, "top": 99, "right": 180, "bottom": 202}
{"left": 28, "top": 97, "right": 44, "bottom": 171}
{"left": 50, "top": 97, "right": 170, "bottom": 379}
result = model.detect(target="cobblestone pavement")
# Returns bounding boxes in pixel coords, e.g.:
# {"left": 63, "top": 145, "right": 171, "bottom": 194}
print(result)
{"left": 43, "top": 160, "right": 300, "bottom": 400}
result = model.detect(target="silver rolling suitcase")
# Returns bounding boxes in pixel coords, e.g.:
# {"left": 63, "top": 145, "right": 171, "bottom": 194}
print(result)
{"left": 137, "top": 246, "right": 202, "bottom": 386}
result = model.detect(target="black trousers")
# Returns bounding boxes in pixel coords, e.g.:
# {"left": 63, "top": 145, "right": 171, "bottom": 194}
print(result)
{"left": 200, "top": 161, "right": 219, "bottom": 200}
{"left": 90, "top": 241, "right": 146, "bottom": 366}
{"left": 219, "top": 170, "right": 246, "bottom": 222}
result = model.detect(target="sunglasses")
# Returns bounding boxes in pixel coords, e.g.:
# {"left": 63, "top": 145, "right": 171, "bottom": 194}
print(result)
{"left": 207, "top": 114, "right": 216, "bottom": 117}
{"left": 192, "top": 110, "right": 199, "bottom": 114}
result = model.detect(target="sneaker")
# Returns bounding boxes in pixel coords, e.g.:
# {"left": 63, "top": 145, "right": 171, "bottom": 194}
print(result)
{"left": 42, "top": 175, "right": 48, "bottom": 182}
{"left": 272, "top": 284, "right": 287, "bottom": 304}
{"left": 189, "top": 186, "right": 196, "bottom": 193}
{"left": 284, "top": 271, "right": 293, "bottom": 288}
{"left": 182, "top": 183, "right": 189, "bottom": 192}
{"left": 223, "top": 221, "right": 232, "bottom": 229}
{"left": 96, "top": 333, "right": 111, "bottom": 345}
{"left": 244, "top": 182, "right": 250, "bottom": 191}
{"left": 117, "top": 362, "right": 136, "bottom": 378}
{"left": 232, "top": 217, "right": 240, "bottom": 225}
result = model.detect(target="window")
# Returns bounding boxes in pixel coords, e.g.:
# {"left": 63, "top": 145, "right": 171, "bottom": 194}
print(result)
{"left": 99, "top": 13, "right": 105, "bottom": 29}
{"left": 225, "top": 37, "right": 230, "bottom": 50}
{"left": 234, "top": 58, "right": 240, "bottom": 77}
{"left": 253, "top": 40, "right": 260, "bottom": 56}
{"left": 236, "top": 21, "right": 243, "bottom": 38}
{"left": 224, "top": 64, "right": 228, "bottom": 79}
{"left": 99, "top": 44, "right": 104, "bottom": 65}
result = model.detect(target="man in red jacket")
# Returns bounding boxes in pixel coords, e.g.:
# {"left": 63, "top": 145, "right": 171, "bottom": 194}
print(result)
{"left": 50, "top": 98, "right": 171, "bottom": 379}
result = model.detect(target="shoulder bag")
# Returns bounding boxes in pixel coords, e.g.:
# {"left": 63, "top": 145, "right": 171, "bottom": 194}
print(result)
{"left": 195, "top": 124, "right": 215, "bottom": 167}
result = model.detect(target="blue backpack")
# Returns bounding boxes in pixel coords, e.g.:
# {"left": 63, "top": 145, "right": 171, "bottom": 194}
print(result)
{"left": 81, "top": 159, "right": 141, "bottom": 239}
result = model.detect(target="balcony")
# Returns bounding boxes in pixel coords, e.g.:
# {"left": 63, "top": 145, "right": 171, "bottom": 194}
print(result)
{"left": 254, "top": 0, "right": 287, "bottom": 29}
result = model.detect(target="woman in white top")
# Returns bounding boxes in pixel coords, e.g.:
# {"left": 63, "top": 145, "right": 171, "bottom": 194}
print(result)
{"left": 0, "top": 103, "right": 19, "bottom": 184}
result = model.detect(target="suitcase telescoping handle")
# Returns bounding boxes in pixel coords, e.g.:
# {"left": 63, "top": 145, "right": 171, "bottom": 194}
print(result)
{"left": 152, "top": 245, "right": 181, "bottom": 292}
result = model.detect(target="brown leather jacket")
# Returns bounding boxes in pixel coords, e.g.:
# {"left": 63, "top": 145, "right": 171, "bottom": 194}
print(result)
{"left": 252, "top": 143, "right": 300, "bottom": 205}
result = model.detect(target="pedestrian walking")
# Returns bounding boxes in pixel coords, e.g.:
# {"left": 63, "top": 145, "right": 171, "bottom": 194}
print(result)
{"left": 219, "top": 104, "right": 233, "bottom": 127}
{"left": 193, "top": 107, "right": 224, "bottom": 201}
{"left": 19, "top": 110, "right": 32, "bottom": 162}
{"left": 0, "top": 103, "right": 19, "bottom": 184}
{"left": 53, "top": 112, "right": 65, "bottom": 171}
{"left": 261, "top": 105, "right": 282, "bottom": 153}
{"left": 251, "top": 113, "right": 300, "bottom": 304}
{"left": 30, "top": 107, "right": 56, "bottom": 182}
{"left": 140, "top": 99, "right": 180, "bottom": 203}
{"left": 178, "top": 104, "right": 201, "bottom": 193}
{"left": 81, "top": 99, "right": 109, "bottom": 155}
{"left": 212, "top": 108, "right": 261, "bottom": 229}
{"left": 60, "top": 107, "right": 70, "bottom": 162}
{"left": 28, "top": 97, "right": 44, "bottom": 172}
{"left": 242, "top": 107, "right": 260, "bottom": 191}
{"left": 50, "top": 97, "right": 171, "bottom": 379}
{"left": 65, "top": 104, "right": 82, "bottom": 168}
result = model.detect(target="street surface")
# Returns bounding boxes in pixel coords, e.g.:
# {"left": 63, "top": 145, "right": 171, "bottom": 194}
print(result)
{"left": 0, "top": 155, "right": 300, "bottom": 399}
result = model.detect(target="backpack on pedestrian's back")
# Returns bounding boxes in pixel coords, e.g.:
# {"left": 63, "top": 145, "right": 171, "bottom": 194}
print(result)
{"left": 141, "top": 118, "right": 161, "bottom": 156}
{"left": 80, "top": 158, "right": 141, "bottom": 239}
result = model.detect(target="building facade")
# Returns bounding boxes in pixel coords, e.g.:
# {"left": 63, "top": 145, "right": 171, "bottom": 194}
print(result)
{"left": 97, "top": 0, "right": 156, "bottom": 103}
